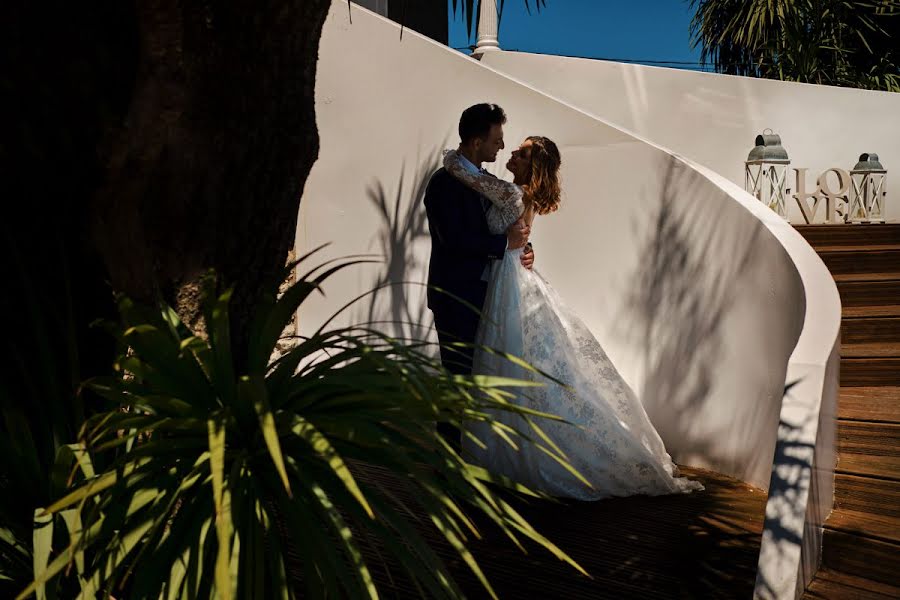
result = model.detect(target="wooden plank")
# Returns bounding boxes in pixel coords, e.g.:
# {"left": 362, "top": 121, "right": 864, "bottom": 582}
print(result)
{"left": 826, "top": 508, "right": 900, "bottom": 545}
{"left": 834, "top": 272, "right": 900, "bottom": 282}
{"left": 836, "top": 278, "right": 900, "bottom": 307}
{"left": 834, "top": 473, "right": 900, "bottom": 519}
{"left": 843, "top": 305, "right": 900, "bottom": 318}
{"left": 841, "top": 317, "right": 900, "bottom": 344}
{"left": 841, "top": 358, "right": 900, "bottom": 387}
{"left": 838, "top": 420, "right": 900, "bottom": 455}
{"left": 804, "top": 567, "right": 900, "bottom": 600}
{"left": 794, "top": 224, "right": 900, "bottom": 248}
{"left": 817, "top": 244, "right": 900, "bottom": 252}
{"left": 839, "top": 387, "right": 900, "bottom": 423}
{"left": 819, "top": 249, "right": 900, "bottom": 275}
{"left": 837, "top": 420, "right": 900, "bottom": 480}
{"left": 822, "top": 529, "right": 900, "bottom": 588}
{"left": 837, "top": 456, "right": 900, "bottom": 482}
{"left": 842, "top": 341, "right": 900, "bottom": 358}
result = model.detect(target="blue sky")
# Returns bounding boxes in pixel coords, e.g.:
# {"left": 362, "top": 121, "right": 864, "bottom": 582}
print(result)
{"left": 448, "top": 0, "right": 707, "bottom": 71}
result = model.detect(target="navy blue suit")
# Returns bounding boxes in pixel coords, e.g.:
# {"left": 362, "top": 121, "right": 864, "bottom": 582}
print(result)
{"left": 424, "top": 167, "right": 507, "bottom": 375}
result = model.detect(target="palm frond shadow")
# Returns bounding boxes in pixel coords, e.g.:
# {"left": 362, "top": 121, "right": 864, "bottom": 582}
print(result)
{"left": 752, "top": 373, "right": 838, "bottom": 600}
{"left": 353, "top": 146, "right": 444, "bottom": 350}
{"left": 616, "top": 155, "right": 769, "bottom": 475}
{"left": 619, "top": 155, "right": 832, "bottom": 596}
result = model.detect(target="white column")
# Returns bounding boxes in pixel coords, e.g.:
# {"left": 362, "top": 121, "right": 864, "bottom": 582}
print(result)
{"left": 474, "top": 0, "right": 501, "bottom": 56}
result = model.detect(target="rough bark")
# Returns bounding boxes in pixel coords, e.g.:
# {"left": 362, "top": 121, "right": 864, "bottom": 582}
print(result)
{"left": 3, "top": 0, "right": 331, "bottom": 363}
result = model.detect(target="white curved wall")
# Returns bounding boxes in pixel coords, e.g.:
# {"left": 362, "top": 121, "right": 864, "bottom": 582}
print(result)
{"left": 479, "top": 51, "right": 848, "bottom": 598}
{"left": 301, "top": 5, "right": 838, "bottom": 598}
{"left": 481, "top": 52, "right": 900, "bottom": 223}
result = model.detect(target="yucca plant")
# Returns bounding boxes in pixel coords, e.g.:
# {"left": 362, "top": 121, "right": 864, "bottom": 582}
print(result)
{"left": 20, "top": 248, "right": 586, "bottom": 599}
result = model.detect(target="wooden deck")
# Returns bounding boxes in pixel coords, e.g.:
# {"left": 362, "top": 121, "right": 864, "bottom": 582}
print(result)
{"left": 796, "top": 224, "right": 900, "bottom": 599}
{"left": 354, "top": 465, "right": 766, "bottom": 599}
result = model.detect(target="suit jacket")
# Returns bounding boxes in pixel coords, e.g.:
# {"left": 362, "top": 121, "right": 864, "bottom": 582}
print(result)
{"left": 424, "top": 167, "right": 507, "bottom": 311}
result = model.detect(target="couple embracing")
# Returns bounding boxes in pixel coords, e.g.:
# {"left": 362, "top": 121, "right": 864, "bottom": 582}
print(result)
{"left": 424, "top": 103, "right": 702, "bottom": 501}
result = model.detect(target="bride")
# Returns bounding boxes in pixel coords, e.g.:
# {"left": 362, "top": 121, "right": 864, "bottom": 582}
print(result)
{"left": 444, "top": 138, "right": 702, "bottom": 501}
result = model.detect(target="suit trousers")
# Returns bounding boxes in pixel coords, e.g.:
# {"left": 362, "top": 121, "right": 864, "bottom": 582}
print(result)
{"left": 430, "top": 283, "right": 487, "bottom": 450}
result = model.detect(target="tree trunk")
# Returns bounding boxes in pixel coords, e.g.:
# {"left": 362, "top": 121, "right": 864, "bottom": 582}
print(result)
{"left": 3, "top": 0, "right": 332, "bottom": 362}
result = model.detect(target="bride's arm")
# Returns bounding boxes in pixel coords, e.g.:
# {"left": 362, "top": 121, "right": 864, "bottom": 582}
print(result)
{"left": 443, "top": 150, "right": 524, "bottom": 217}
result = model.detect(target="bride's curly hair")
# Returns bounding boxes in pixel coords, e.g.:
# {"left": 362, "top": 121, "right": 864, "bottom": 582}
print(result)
{"left": 523, "top": 136, "right": 562, "bottom": 215}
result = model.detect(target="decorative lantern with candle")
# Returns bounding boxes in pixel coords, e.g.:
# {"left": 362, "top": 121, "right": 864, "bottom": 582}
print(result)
{"left": 745, "top": 130, "right": 791, "bottom": 219}
{"left": 849, "top": 153, "right": 887, "bottom": 223}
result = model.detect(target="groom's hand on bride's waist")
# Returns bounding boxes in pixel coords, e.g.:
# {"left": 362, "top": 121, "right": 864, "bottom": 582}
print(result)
{"left": 520, "top": 243, "right": 534, "bottom": 270}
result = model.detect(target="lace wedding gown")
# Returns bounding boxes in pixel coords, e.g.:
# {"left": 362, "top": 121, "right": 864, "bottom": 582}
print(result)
{"left": 443, "top": 150, "right": 702, "bottom": 500}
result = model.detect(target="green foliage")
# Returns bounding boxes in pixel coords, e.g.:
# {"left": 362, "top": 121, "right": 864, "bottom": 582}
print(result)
{"left": 690, "top": 0, "right": 900, "bottom": 91}
{"left": 21, "top": 249, "right": 585, "bottom": 599}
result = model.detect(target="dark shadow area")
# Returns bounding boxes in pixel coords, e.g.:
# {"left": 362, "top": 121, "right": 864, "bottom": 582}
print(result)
{"left": 353, "top": 464, "right": 767, "bottom": 599}
{"left": 0, "top": 213, "right": 117, "bottom": 598}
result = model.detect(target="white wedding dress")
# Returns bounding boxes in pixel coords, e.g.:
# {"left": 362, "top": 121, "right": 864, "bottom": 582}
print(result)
{"left": 444, "top": 150, "right": 702, "bottom": 501}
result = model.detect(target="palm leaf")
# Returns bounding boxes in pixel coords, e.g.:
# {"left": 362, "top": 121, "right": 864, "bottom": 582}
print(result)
{"left": 207, "top": 418, "right": 233, "bottom": 600}
{"left": 31, "top": 511, "right": 54, "bottom": 600}
{"left": 241, "top": 376, "right": 292, "bottom": 497}
{"left": 290, "top": 414, "right": 373, "bottom": 518}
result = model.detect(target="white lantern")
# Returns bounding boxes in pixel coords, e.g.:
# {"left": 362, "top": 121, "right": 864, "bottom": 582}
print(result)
{"left": 849, "top": 153, "right": 887, "bottom": 223}
{"left": 745, "top": 130, "right": 791, "bottom": 219}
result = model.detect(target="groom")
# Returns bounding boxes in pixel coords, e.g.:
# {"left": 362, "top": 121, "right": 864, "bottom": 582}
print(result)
{"left": 424, "top": 103, "right": 534, "bottom": 381}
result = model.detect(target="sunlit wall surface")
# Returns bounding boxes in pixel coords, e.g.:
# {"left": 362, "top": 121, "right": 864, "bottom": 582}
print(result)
{"left": 482, "top": 51, "right": 900, "bottom": 223}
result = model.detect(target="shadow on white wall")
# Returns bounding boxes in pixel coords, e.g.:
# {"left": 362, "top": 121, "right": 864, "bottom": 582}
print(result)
{"left": 618, "top": 156, "right": 775, "bottom": 479}
{"left": 351, "top": 146, "right": 445, "bottom": 347}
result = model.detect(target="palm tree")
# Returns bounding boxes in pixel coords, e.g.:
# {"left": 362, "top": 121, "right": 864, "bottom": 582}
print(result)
{"left": 690, "top": 0, "right": 900, "bottom": 91}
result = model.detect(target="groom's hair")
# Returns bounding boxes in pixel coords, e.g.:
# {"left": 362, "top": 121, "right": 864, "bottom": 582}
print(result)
{"left": 459, "top": 103, "right": 507, "bottom": 144}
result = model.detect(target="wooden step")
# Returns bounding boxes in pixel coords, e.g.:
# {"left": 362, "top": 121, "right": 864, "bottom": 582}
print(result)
{"left": 818, "top": 244, "right": 900, "bottom": 253}
{"left": 827, "top": 508, "right": 900, "bottom": 546}
{"left": 818, "top": 247, "right": 900, "bottom": 275}
{"left": 837, "top": 455, "right": 900, "bottom": 482}
{"left": 821, "top": 529, "right": 900, "bottom": 588}
{"left": 838, "top": 420, "right": 900, "bottom": 456}
{"left": 844, "top": 305, "right": 900, "bottom": 318}
{"left": 842, "top": 317, "right": 900, "bottom": 344}
{"left": 822, "top": 508, "right": 900, "bottom": 590}
{"left": 842, "top": 341, "right": 900, "bottom": 358}
{"left": 841, "top": 358, "right": 900, "bottom": 386}
{"left": 834, "top": 473, "right": 900, "bottom": 520}
{"left": 834, "top": 272, "right": 900, "bottom": 282}
{"left": 795, "top": 224, "right": 900, "bottom": 248}
{"left": 804, "top": 567, "right": 900, "bottom": 599}
{"left": 837, "top": 420, "right": 900, "bottom": 480}
{"left": 840, "top": 387, "right": 900, "bottom": 423}
{"left": 836, "top": 277, "right": 900, "bottom": 307}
